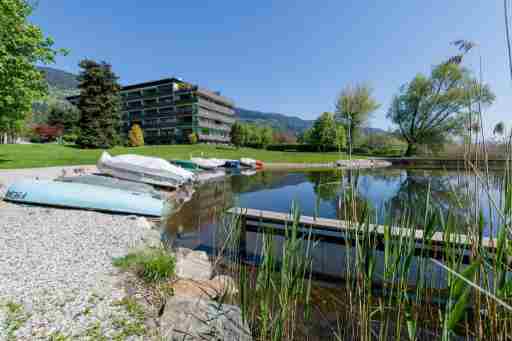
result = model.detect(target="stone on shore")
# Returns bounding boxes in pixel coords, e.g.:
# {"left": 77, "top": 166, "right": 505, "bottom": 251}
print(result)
{"left": 174, "top": 248, "right": 212, "bottom": 280}
{"left": 159, "top": 296, "right": 252, "bottom": 341}
{"left": 171, "top": 275, "right": 238, "bottom": 300}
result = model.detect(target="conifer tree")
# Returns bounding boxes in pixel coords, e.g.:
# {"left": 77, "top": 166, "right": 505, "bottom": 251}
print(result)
{"left": 76, "top": 60, "right": 121, "bottom": 148}
{"left": 128, "top": 124, "right": 144, "bottom": 147}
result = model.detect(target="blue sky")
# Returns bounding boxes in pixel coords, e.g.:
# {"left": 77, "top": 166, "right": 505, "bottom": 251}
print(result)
{"left": 32, "top": 1, "right": 511, "bottom": 131}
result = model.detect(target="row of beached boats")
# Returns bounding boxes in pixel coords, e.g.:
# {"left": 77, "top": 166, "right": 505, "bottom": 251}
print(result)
{"left": 3, "top": 152, "right": 264, "bottom": 217}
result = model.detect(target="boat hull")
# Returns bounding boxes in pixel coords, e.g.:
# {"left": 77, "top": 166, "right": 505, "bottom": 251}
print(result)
{"left": 98, "top": 153, "right": 187, "bottom": 188}
{"left": 4, "top": 180, "right": 165, "bottom": 217}
{"left": 56, "top": 175, "right": 162, "bottom": 199}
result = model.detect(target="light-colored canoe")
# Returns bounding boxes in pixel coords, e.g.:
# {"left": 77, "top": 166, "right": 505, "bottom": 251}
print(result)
{"left": 240, "top": 157, "right": 257, "bottom": 168}
{"left": 56, "top": 174, "right": 163, "bottom": 199}
{"left": 4, "top": 180, "right": 165, "bottom": 217}
{"left": 196, "top": 169, "right": 227, "bottom": 183}
{"left": 190, "top": 157, "right": 225, "bottom": 170}
{"left": 97, "top": 152, "right": 195, "bottom": 188}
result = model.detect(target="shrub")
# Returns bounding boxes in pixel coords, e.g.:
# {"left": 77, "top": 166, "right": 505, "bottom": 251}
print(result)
{"left": 62, "top": 133, "right": 78, "bottom": 144}
{"left": 32, "top": 124, "right": 64, "bottom": 142}
{"left": 128, "top": 124, "right": 144, "bottom": 147}
{"left": 188, "top": 132, "right": 198, "bottom": 144}
{"left": 113, "top": 247, "right": 175, "bottom": 283}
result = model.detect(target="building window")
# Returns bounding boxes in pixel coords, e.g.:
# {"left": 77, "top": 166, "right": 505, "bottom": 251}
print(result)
{"left": 158, "top": 84, "right": 173, "bottom": 93}
{"left": 127, "top": 101, "right": 142, "bottom": 108}
{"left": 144, "top": 129, "right": 159, "bottom": 137}
{"left": 161, "top": 117, "right": 176, "bottom": 124}
{"left": 144, "top": 119, "right": 158, "bottom": 126}
{"left": 144, "top": 99, "right": 157, "bottom": 107}
{"left": 143, "top": 88, "right": 158, "bottom": 97}
{"left": 160, "top": 96, "right": 173, "bottom": 104}
{"left": 145, "top": 109, "right": 158, "bottom": 116}
{"left": 159, "top": 107, "right": 174, "bottom": 114}
{"left": 161, "top": 129, "right": 174, "bottom": 136}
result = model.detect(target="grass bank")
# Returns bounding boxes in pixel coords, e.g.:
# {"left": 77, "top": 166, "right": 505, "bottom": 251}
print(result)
{"left": 0, "top": 144, "right": 359, "bottom": 169}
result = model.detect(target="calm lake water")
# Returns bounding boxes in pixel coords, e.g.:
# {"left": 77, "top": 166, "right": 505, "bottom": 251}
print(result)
{"left": 164, "top": 168, "right": 505, "bottom": 283}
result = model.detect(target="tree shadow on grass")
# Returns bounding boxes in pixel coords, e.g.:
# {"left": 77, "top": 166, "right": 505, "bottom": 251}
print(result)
{"left": 0, "top": 154, "right": 12, "bottom": 164}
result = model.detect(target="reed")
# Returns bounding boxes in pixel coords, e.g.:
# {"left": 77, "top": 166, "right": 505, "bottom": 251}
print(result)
{"left": 214, "top": 147, "right": 512, "bottom": 340}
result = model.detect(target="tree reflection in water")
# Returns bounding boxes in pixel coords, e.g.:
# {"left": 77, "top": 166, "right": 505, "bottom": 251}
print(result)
{"left": 306, "top": 168, "right": 477, "bottom": 230}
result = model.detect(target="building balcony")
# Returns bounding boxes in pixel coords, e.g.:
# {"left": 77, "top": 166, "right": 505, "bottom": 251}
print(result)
{"left": 197, "top": 109, "right": 236, "bottom": 124}
{"left": 197, "top": 98, "right": 235, "bottom": 116}
{"left": 198, "top": 133, "right": 230, "bottom": 143}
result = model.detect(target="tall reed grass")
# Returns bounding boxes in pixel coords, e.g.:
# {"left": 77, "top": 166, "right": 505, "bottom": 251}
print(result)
{"left": 211, "top": 138, "right": 512, "bottom": 340}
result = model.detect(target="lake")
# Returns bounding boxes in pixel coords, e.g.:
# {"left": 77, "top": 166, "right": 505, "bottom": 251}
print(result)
{"left": 164, "top": 168, "right": 505, "bottom": 282}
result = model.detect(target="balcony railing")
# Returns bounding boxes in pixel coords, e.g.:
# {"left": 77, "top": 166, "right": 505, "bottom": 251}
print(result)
{"left": 197, "top": 98, "right": 235, "bottom": 115}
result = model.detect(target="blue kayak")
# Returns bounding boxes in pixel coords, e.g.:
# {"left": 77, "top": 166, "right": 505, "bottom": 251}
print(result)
{"left": 4, "top": 180, "right": 165, "bottom": 217}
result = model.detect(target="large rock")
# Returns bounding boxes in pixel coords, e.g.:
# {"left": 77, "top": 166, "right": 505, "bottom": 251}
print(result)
{"left": 172, "top": 275, "right": 238, "bottom": 300}
{"left": 175, "top": 248, "right": 212, "bottom": 280}
{"left": 159, "top": 296, "right": 252, "bottom": 341}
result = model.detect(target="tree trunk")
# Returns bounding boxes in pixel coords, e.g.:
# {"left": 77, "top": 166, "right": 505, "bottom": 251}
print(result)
{"left": 405, "top": 142, "right": 417, "bottom": 157}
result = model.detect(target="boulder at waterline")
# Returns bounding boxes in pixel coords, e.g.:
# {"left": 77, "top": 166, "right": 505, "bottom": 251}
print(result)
{"left": 174, "top": 248, "right": 212, "bottom": 280}
{"left": 159, "top": 296, "right": 252, "bottom": 341}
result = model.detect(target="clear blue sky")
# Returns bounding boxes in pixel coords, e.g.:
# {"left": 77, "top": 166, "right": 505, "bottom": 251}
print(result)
{"left": 32, "top": 1, "right": 511, "bottom": 131}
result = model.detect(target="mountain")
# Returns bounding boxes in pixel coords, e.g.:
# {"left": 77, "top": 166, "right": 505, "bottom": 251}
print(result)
{"left": 36, "top": 67, "right": 386, "bottom": 136}
{"left": 38, "top": 66, "right": 79, "bottom": 90}
{"left": 235, "top": 108, "right": 313, "bottom": 135}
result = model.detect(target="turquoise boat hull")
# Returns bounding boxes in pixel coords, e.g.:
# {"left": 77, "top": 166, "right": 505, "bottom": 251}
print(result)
{"left": 4, "top": 180, "right": 164, "bottom": 217}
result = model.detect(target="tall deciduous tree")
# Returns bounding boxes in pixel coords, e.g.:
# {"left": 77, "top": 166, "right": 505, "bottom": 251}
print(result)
{"left": 335, "top": 84, "right": 379, "bottom": 155}
{"left": 387, "top": 62, "right": 495, "bottom": 156}
{"left": 309, "top": 112, "right": 337, "bottom": 151}
{"left": 76, "top": 60, "right": 121, "bottom": 148}
{"left": 0, "top": 0, "right": 65, "bottom": 143}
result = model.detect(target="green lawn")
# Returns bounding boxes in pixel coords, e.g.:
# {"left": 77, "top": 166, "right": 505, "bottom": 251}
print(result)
{"left": 0, "top": 144, "right": 359, "bottom": 169}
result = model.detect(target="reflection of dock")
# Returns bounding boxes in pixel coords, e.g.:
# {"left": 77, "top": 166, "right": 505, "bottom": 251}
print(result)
{"left": 229, "top": 207, "right": 498, "bottom": 264}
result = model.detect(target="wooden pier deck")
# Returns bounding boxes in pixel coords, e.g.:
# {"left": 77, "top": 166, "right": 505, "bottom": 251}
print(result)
{"left": 228, "top": 207, "right": 498, "bottom": 263}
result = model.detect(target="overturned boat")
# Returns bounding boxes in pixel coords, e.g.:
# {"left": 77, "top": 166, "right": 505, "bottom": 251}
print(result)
{"left": 240, "top": 158, "right": 264, "bottom": 169}
{"left": 56, "top": 174, "right": 163, "bottom": 199}
{"left": 190, "top": 157, "right": 226, "bottom": 170}
{"left": 4, "top": 180, "right": 165, "bottom": 217}
{"left": 98, "top": 152, "right": 195, "bottom": 188}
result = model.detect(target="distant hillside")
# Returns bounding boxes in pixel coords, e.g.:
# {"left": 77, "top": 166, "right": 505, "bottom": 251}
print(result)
{"left": 35, "top": 67, "right": 387, "bottom": 136}
{"left": 38, "top": 66, "right": 79, "bottom": 90}
{"left": 235, "top": 108, "right": 313, "bottom": 135}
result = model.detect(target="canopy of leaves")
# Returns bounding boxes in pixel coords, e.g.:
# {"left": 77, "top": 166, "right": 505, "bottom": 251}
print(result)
{"left": 47, "top": 102, "right": 79, "bottom": 134}
{"left": 335, "top": 84, "right": 380, "bottom": 145}
{"left": 387, "top": 62, "right": 495, "bottom": 155}
{"left": 303, "top": 112, "right": 344, "bottom": 151}
{"left": 230, "top": 122, "right": 274, "bottom": 148}
{"left": 0, "top": 0, "right": 64, "bottom": 140}
{"left": 128, "top": 124, "right": 144, "bottom": 147}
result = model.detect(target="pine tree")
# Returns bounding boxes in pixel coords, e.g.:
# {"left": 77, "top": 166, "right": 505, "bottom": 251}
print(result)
{"left": 128, "top": 124, "right": 144, "bottom": 147}
{"left": 76, "top": 59, "right": 121, "bottom": 148}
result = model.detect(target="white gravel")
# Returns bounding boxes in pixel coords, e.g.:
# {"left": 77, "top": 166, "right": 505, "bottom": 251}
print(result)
{"left": 0, "top": 167, "right": 155, "bottom": 340}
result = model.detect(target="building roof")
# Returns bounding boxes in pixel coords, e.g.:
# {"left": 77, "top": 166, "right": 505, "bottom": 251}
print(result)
{"left": 121, "top": 78, "right": 180, "bottom": 91}
{"left": 66, "top": 77, "right": 235, "bottom": 106}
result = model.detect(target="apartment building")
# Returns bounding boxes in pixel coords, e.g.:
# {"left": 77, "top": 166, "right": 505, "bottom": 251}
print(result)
{"left": 67, "top": 78, "right": 236, "bottom": 144}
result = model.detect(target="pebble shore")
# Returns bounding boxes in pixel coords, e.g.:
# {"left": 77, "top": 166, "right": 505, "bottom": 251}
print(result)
{"left": 0, "top": 167, "right": 153, "bottom": 340}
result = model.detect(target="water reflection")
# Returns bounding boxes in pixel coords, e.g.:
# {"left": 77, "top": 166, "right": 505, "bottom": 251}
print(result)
{"left": 164, "top": 168, "right": 504, "bottom": 282}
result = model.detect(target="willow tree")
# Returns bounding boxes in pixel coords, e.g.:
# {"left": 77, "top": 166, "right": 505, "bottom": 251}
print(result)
{"left": 0, "top": 0, "right": 64, "bottom": 143}
{"left": 335, "top": 84, "right": 379, "bottom": 155}
{"left": 387, "top": 62, "right": 495, "bottom": 156}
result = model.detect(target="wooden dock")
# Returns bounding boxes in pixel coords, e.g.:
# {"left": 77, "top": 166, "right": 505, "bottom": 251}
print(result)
{"left": 228, "top": 207, "right": 498, "bottom": 263}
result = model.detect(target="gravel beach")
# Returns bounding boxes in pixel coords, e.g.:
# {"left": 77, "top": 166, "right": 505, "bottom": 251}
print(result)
{"left": 0, "top": 167, "right": 155, "bottom": 340}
